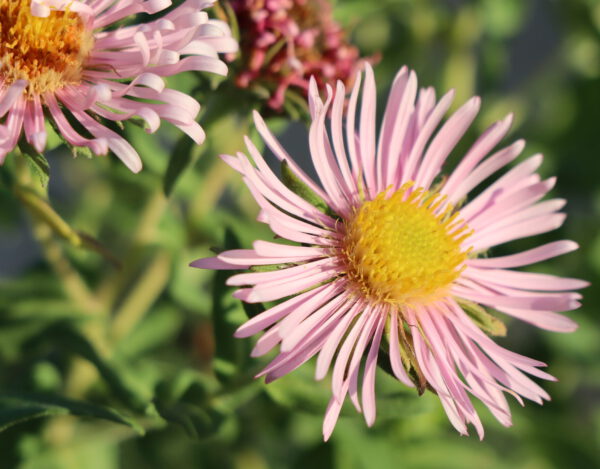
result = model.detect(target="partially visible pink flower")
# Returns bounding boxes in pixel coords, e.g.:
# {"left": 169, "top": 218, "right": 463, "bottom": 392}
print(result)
{"left": 0, "top": 0, "right": 237, "bottom": 172}
{"left": 229, "top": 0, "right": 365, "bottom": 110}
{"left": 192, "top": 64, "right": 587, "bottom": 440}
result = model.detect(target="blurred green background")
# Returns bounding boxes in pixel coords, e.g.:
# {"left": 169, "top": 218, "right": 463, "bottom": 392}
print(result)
{"left": 0, "top": 0, "right": 599, "bottom": 468}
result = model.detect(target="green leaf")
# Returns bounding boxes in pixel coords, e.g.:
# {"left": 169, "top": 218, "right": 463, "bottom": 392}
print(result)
{"left": 154, "top": 370, "right": 220, "bottom": 404}
{"left": 44, "top": 118, "right": 62, "bottom": 151}
{"left": 0, "top": 401, "right": 67, "bottom": 433}
{"left": 241, "top": 301, "right": 264, "bottom": 320}
{"left": 0, "top": 393, "right": 143, "bottom": 434}
{"left": 70, "top": 144, "right": 94, "bottom": 160}
{"left": 210, "top": 228, "right": 255, "bottom": 380}
{"left": 0, "top": 160, "right": 15, "bottom": 188}
{"left": 18, "top": 142, "right": 50, "bottom": 188}
{"left": 163, "top": 134, "right": 196, "bottom": 196}
{"left": 154, "top": 400, "right": 228, "bottom": 439}
{"left": 50, "top": 325, "right": 150, "bottom": 412}
{"left": 153, "top": 371, "right": 226, "bottom": 439}
{"left": 281, "top": 160, "right": 335, "bottom": 216}
{"left": 458, "top": 299, "right": 507, "bottom": 337}
{"left": 282, "top": 88, "right": 311, "bottom": 121}
{"left": 116, "top": 305, "right": 183, "bottom": 358}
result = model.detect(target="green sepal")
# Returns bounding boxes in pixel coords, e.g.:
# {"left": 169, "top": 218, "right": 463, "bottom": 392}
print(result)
{"left": 458, "top": 299, "right": 507, "bottom": 337}
{"left": 281, "top": 159, "right": 337, "bottom": 218}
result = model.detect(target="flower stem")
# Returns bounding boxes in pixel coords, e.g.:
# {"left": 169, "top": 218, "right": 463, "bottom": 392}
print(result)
{"left": 110, "top": 250, "right": 172, "bottom": 342}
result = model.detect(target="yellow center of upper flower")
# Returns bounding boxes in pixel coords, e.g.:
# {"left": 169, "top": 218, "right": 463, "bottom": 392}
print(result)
{"left": 341, "top": 183, "right": 472, "bottom": 306}
{"left": 0, "top": 0, "right": 94, "bottom": 95}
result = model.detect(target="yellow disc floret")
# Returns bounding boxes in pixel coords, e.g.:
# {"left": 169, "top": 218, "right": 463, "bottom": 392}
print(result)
{"left": 0, "top": 0, "right": 94, "bottom": 96}
{"left": 341, "top": 183, "right": 472, "bottom": 306}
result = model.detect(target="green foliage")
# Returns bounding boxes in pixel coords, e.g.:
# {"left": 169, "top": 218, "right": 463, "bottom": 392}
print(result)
{"left": 1, "top": 1, "right": 599, "bottom": 468}
{"left": 459, "top": 299, "right": 507, "bottom": 337}
{"left": 163, "top": 136, "right": 197, "bottom": 197}
{"left": 281, "top": 160, "right": 334, "bottom": 216}
{"left": 18, "top": 143, "right": 50, "bottom": 188}
{"left": 0, "top": 394, "right": 143, "bottom": 435}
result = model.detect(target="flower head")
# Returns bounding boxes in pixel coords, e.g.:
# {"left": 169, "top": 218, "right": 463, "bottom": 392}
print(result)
{"left": 229, "top": 0, "right": 363, "bottom": 110}
{"left": 0, "top": 0, "right": 237, "bottom": 172}
{"left": 192, "top": 64, "right": 587, "bottom": 440}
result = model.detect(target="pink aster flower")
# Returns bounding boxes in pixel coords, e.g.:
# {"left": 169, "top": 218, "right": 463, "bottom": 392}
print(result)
{"left": 228, "top": 0, "right": 365, "bottom": 110}
{"left": 191, "top": 64, "right": 587, "bottom": 440}
{"left": 0, "top": 0, "right": 237, "bottom": 172}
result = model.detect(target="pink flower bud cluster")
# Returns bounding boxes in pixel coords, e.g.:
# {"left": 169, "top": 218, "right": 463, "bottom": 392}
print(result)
{"left": 230, "top": 0, "right": 364, "bottom": 110}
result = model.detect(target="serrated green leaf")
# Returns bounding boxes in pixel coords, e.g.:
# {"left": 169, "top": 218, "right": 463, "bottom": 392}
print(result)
{"left": 18, "top": 142, "right": 50, "bottom": 188}
{"left": 0, "top": 394, "right": 143, "bottom": 434}
{"left": 71, "top": 144, "right": 94, "bottom": 160}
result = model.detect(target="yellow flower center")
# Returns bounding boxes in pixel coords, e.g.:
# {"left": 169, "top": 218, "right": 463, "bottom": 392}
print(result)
{"left": 341, "top": 183, "right": 472, "bottom": 307}
{"left": 0, "top": 0, "right": 94, "bottom": 96}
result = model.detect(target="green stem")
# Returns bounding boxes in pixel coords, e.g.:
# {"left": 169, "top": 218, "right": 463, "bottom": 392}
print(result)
{"left": 12, "top": 154, "right": 110, "bottom": 407}
{"left": 110, "top": 250, "right": 172, "bottom": 342}
{"left": 96, "top": 190, "right": 168, "bottom": 309}
{"left": 13, "top": 155, "right": 103, "bottom": 319}
{"left": 189, "top": 111, "right": 250, "bottom": 222}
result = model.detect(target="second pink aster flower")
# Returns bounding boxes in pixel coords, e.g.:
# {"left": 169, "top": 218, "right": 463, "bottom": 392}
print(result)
{"left": 192, "top": 64, "right": 587, "bottom": 440}
{"left": 0, "top": 0, "right": 238, "bottom": 172}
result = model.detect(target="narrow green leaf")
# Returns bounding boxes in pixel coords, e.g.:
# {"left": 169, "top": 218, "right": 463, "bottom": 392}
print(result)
{"left": 208, "top": 228, "right": 259, "bottom": 382}
{"left": 0, "top": 402, "right": 67, "bottom": 433}
{"left": 51, "top": 326, "right": 149, "bottom": 412}
{"left": 0, "top": 394, "right": 143, "bottom": 434}
{"left": 0, "top": 161, "right": 15, "bottom": 188}
{"left": 154, "top": 400, "right": 227, "bottom": 439}
{"left": 153, "top": 372, "right": 227, "bottom": 439}
{"left": 281, "top": 160, "right": 336, "bottom": 216}
{"left": 163, "top": 134, "right": 195, "bottom": 196}
{"left": 116, "top": 306, "right": 183, "bottom": 358}
{"left": 212, "top": 230, "right": 252, "bottom": 366}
